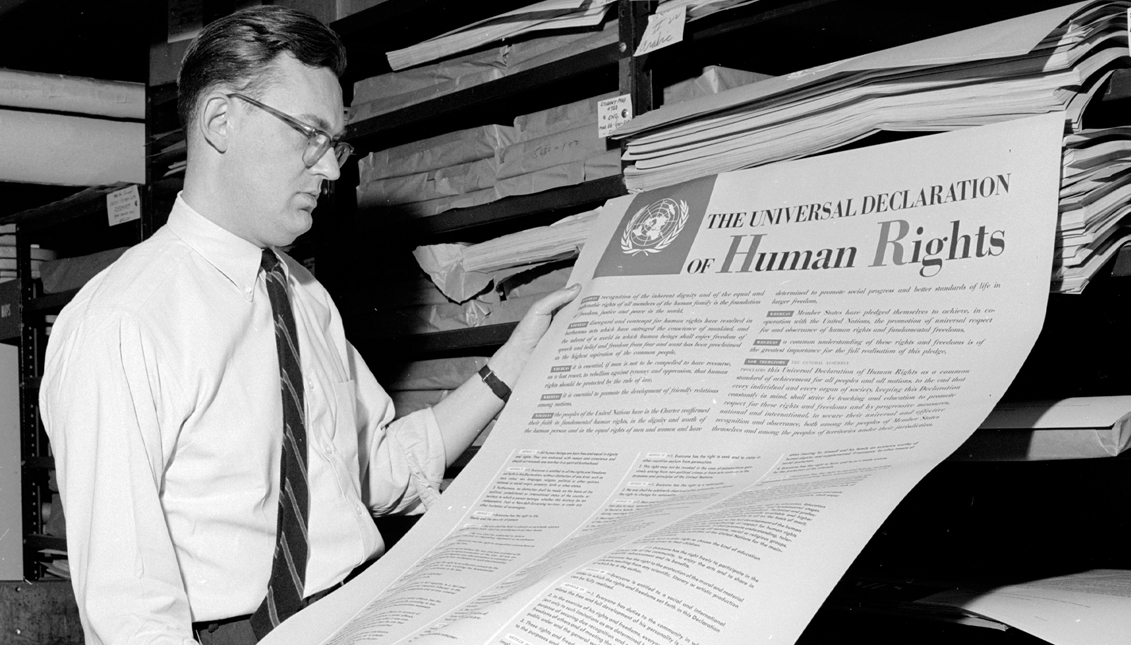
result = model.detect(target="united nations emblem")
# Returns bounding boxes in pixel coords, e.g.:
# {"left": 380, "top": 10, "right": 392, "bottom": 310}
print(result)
{"left": 620, "top": 197, "right": 689, "bottom": 256}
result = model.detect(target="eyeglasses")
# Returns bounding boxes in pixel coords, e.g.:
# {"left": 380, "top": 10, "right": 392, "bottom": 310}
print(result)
{"left": 227, "top": 93, "right": 353, "bottom": 169}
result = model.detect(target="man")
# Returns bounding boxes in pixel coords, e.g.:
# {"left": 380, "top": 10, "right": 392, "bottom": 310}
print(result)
{"left": 40, "top": 7, "right": 578, "bottom": 645}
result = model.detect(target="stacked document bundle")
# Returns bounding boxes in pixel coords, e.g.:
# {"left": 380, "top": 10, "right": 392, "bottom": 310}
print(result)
{"left": 1055, "top": 126, "right": 1131, "bottom": 292}
{"left": 351, "top": 23, "right": 618, "bottom": 122}
{"left": 613, "top": 1, "right": 1131, "bottom": 192}
{"left": 357, "top": 66, "right": 767, "bottom": 218}
{"left": 494, "top": 92, "right": 622, "bottom": 201}
{"left": 356, "top": 96, "right": 619, "bottom": 217}
{"left": 385, "top": 0, "right": 617, "bottom": 71}
{"left": 356, "top": 125, "right": 517, "bottom": 216}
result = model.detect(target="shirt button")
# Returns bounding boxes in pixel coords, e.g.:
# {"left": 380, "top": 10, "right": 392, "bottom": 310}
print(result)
{"left": 322, "top": 439, "right": 334, "bottom": 454}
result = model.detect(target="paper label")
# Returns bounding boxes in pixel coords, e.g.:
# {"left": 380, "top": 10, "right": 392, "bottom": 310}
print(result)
{"left": 597, "top": 95, "right": 633, "bottom": 139}
{"left": 634, "top": 5, "right": 686, "bottom": 56}
{"left": 106, "top": 185, "right": 141, "bottom": 227}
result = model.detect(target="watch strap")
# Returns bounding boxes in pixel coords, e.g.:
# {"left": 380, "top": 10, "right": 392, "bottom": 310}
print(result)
{"left": 478, "top": 364, "right": 512, "bottom": 403}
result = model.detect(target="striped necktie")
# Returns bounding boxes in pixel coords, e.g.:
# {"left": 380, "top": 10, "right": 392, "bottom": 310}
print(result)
{"left": 250, "top": 248, "right": 310, "bottom": 639}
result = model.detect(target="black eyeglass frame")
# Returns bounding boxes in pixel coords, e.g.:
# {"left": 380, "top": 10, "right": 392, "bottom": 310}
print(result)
{"left": 227, "top": 92, "right": 353, "bottom": 169}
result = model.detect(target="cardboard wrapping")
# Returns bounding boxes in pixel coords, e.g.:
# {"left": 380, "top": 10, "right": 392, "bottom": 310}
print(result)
{"left": 496, "top": 123, "right": 614, "bottom": 180}
{"left": 357, "top": 157, "right": 498, "bottom": 207}
{"left": 358, "top": 125, "right": 516, "bottom": 182}
{"left": 350, "top": 67, "right": 506, "bottom": 122}
{"left": 512, "top": 92, "right": 617, "bottom": 142}
{"left": 949, "top": 427, "right": 1131, "bottom": 461}
{"left": 353, "top": 48, "right": 508, "bottom": 106}
{"left": 359, "top": 150, "right": 620, "bottom": 218}
{"left": 358, "top": 186, "right": 498, "bottom": 218}
{"left": 349, "top": 22, "right": 616, "bottom": 120}
{"left": 505, "top": 21, "right": 619, "bottom": 74}
{"left": 494, "top": 150, "right": 621, "bottom": 199}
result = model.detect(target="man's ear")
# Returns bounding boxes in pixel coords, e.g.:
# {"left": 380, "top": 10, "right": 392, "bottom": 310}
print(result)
{"left": 198, "top": 93, "right": 233, "bottom": 154}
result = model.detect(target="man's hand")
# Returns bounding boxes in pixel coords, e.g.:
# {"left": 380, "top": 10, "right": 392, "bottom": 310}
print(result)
{"left": 430, "top": 284, "right": 582, "bottom": 464}
{"left": 489, "top": 284, "right": 581, "bottom": 388}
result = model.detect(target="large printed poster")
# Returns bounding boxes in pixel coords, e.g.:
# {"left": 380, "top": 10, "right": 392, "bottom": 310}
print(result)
{"left": 265, "top": 113, "right": 1064, "bottom": 644}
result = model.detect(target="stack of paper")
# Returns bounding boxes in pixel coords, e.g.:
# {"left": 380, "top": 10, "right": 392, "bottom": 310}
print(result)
{"left": 495, "top": 92, "right": 622, "bottom": 200}
{"left": 386, "top": 0, "right": 617, "bottom": 71}
{"left": 613, "top": 2, "right": 1130, "bottom": 193}
{"left": 1054, "top": 126, "right": 1131, "bottom": 292}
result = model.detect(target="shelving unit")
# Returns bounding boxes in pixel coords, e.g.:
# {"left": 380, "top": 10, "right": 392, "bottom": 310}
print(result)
{"left": 0, "top": 184, "right": 154, "bottom": 581}
{"left": 324, "top": 1, "right": 1131, "bottom": 641}
{"left": 326, "top": 0, "right": 1089, "bottom": 360}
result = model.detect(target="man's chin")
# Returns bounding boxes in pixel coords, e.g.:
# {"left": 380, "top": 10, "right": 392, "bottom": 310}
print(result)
{"left": 268, "top": 214, "right": 313, "bottom": 248}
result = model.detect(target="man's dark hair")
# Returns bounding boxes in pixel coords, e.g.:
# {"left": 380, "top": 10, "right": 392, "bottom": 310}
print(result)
{"left": 177, "top": 5, "right": 347, "bottom": 130}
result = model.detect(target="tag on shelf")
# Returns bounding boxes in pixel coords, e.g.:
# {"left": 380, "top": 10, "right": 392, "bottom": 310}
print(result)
{"left": 634, "top": 5, "right": 687, "bottom": 56}
{"left": 598, "top": 95, "right": 633, "bottom": 139}
{"left": 106, "top": 185, "right": 141, "bottom": 227}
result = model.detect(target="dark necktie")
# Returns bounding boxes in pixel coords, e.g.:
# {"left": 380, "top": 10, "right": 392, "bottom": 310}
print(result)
{"left": 250, "top": 249, "right": 310, "bottom": 639}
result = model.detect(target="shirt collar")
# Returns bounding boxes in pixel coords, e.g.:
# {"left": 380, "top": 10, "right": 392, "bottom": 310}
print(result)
{"left": 166, "top": 193, "right": 277, "bottom": 299}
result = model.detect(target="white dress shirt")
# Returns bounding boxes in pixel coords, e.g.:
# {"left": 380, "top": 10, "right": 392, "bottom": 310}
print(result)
{"left": 40, "top": 195, "right": 447, "bottom": 645}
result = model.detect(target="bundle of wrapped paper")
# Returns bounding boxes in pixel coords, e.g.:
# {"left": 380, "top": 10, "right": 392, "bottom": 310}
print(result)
{"left": 356, "top": 66, "right": 768, "bottom": 217}
{"left": 370, "top": 265, "right": 573, "bottom": 336}
{"left": 613, "top": 1, "right": 1130, "bottom": 192}
{"left": 355, "top": 125, "right": 517, "bottom": 216}
{"left": 950, "top": 396, "right": 1131, "bottom": 461}
{"left": 413, "top": 208, "right": 600, "bottom": 302}
{"left": 384, "top": 0, "right": 617, "bottom": 71}
{"left": 351, "top": 24, "right": 618, "bottom": 122}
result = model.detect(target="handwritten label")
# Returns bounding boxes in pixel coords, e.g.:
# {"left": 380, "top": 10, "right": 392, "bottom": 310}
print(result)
{"left": 598, "top": 94, "right": 633, "bottom": 139}
{"left": 106, "top": 185, "right": 141, "bottom": 227}
{"left": 634, "top": 5, "right": 686, "bottom": 57}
